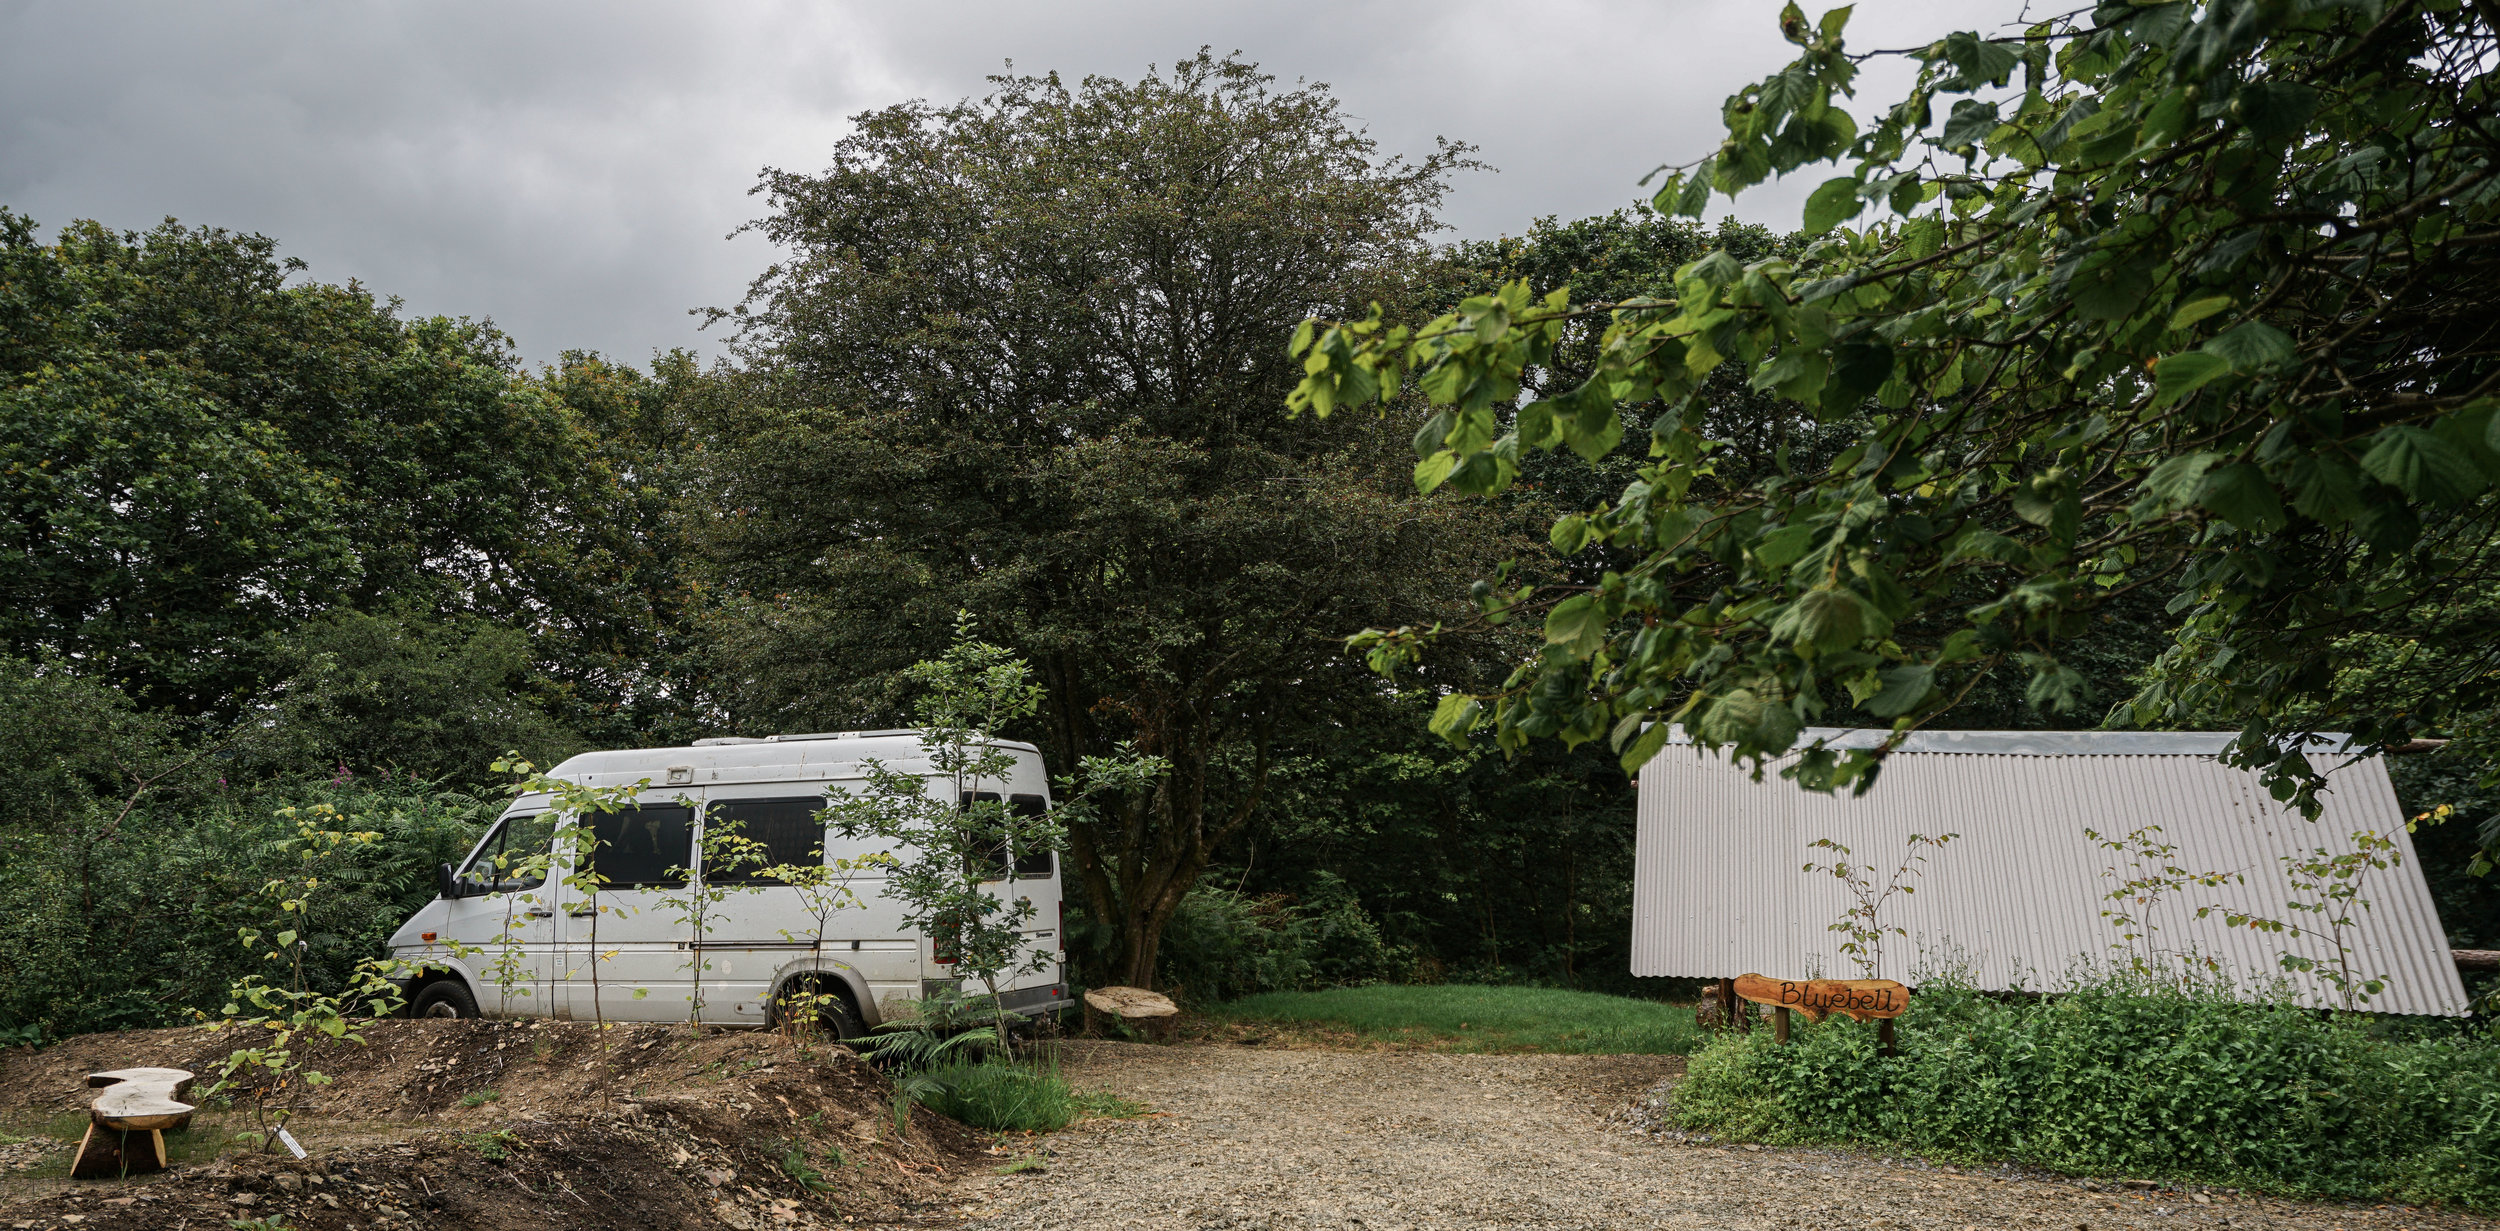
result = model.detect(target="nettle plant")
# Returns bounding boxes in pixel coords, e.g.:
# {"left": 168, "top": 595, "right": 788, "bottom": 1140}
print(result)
{"left": 203, "top": 805, "right": 411, "bottom": 1150}
{"left": 825, "top": 616, "right": 1065, "bottom": 1056}
{"left": 1291, "top": 0, "right": 2500, "bottom": 829}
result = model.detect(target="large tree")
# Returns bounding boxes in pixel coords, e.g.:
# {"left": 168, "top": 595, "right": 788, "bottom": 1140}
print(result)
{"left": 689, "top": 54, "right": 1502, "bottom": 987}
{"left": 1296, "top": 0, "right": 2500, "bottom": 816}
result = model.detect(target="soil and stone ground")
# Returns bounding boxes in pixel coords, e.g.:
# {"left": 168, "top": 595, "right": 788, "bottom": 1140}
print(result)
{"left": 0, "top": 1028, "right": 2489, "bottom": 1230}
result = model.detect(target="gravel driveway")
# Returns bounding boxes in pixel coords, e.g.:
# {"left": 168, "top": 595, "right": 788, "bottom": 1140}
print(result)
{"left": 951, "top": 1042, "right": 2488, "bottom": 1231}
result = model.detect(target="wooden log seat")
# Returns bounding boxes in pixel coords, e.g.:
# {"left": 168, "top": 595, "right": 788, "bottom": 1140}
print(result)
{"left": 70, "top": 1067, "right": 196, "bottom": 1179}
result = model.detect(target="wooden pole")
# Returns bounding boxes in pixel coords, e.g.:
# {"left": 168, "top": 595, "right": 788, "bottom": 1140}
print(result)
{"left": 1716, "top": 977, "right": 1737, "bottom": 1035}
{"left": 1774, "top": 1006, "right": 1790, "bottom": 1044}
{"left": 1877, "top": 1016, "right": 1896, "bottom": 1056}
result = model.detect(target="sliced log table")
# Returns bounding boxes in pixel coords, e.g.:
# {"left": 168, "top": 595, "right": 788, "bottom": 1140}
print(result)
{"left": 71, "top": 1067, "right": 196, "bottom": 1179}
{"left": 1082, "top": 986, "right": 1179, "bottom": 1041}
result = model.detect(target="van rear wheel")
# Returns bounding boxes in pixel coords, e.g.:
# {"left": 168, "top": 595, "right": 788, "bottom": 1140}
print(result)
{"left": 410, "top": 980, "right": 479, "bottom": 1020}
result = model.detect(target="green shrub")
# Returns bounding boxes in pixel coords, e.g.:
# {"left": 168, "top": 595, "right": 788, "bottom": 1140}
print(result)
{"left": 0, "top": 773, "right": 487, "bottom": 1039}
{"left": 1671, "top": 980, "right": 2500, "bottom": 1208}
{"left": 1136, "top": 877, "right": 1405, "bottom": 1005}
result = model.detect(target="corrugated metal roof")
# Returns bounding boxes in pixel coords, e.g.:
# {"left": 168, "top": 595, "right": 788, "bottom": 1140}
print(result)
{"left": 1632, "top": 731, "right": 2471, "bottom": 1016}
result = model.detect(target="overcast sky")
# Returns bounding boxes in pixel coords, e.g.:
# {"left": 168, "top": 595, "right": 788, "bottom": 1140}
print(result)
{"left": 2, "top": 0, "right": 2030, "bottom": 367}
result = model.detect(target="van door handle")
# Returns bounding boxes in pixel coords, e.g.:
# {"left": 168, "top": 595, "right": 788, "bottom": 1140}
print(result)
{"left": 567, "top": 908, "right": 598, "bottom": 918}
{"left": 524, "top": 907, "right": 555, "bottom": 919}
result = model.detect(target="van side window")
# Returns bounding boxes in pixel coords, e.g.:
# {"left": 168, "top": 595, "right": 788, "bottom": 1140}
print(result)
{"left": 703, "top": 798, "right": 827, "bottom": 883}
{"left": 1010, "top": 795, "right": 1054, "bottom": 878}
{"left": 579, "top": 805, "right": 694, "bottom": 890}
{"left": 960, "top": 792, "right": 1056, "bottom": 881}
{"left": 459, "top": 814, "right": 556, "bottom": 894}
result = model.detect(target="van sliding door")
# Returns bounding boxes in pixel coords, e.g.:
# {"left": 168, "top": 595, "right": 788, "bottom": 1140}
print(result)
{"left": 553, "top": 801, "right": 697, "bottom": 1024}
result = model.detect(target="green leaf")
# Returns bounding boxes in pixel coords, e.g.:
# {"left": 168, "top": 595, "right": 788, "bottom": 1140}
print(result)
{"left": 1819, "top": 4, "right": 1852, "bottom": 39}
{"left": 2139, "top": 452, "right": 2221, "bottom": 512}
{"left": 1752, "top": 523, "right": 1819, "bottom": 570}
{"left": 1429, "top": 693, "right": 1483, "bottom": 745}
{"left": 1772, "top": 587, "right": 1873, "bottom": 653}
{"left": 1940, "top": 99, "right": 2002, "bottom": 149}
{"left": 2194, "top": 462, "right": 2285, "bottom": 532}
{"left": 2360, "top": 426, "right": 2487, "bottom": 505}
{"left": 2232, "top": 81, "right": 2318, "bottom": 147}
{"left": 1549, "top": 515, "right": 1593, "bottom": 555}
{"left": 2203, "top": 322, "right": 2295, "bottom": 372}
{"left": 1617, "top": 719, "right": 1676, "bottom": 774}
{"left": 2153, "top": 352, "right": 2232, "bottom": 402}
{"left": 1675, "top": 169, "right": 1713, "bottom": 218}
{"left": 1544, "top": 594, "right": 1611, "bottom": 658}
{"left": 1803, "top": 177, "right": 1865, "bottom": 234}
{"left": 1863, "top": 664, "right": 1936, "bottom": 718}
{"left": 2167, "top": 294, "right": 2234, "bottom": 331}
{"left": 2286, "top": 452, "right": 2366, "bottom": 525}
{"left": 2070, "top": 256, "right": 2153, "bottom": 321}
{"left": 1413, "top": 450, "right": 1458, "bottom": 495}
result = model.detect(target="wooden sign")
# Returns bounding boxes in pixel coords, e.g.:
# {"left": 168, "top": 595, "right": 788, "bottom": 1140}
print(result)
{"left": 1732, "top": 974, "right": 1909, "bottom": 1024}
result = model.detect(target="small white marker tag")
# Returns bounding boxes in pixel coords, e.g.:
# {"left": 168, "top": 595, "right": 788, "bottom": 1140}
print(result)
{"left": 276, "top": 1127, "right": 308, "bottom": 1160}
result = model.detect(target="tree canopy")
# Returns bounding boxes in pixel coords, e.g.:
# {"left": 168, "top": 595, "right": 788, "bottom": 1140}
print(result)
{"left": 1292, "top": 0, "right": 2500, "bottom": 812}
{"left": 689, "top": 53, "right": 1508, "bottom": 986}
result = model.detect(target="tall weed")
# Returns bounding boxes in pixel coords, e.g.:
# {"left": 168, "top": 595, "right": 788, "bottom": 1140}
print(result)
{"left": 1672, "top": 977, "right": 2500, "bottom": 1208}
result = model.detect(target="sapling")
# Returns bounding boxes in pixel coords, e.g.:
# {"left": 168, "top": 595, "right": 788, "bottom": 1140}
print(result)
{"left": 654, "top": 814, "right": 769, "bottom": 1028}
{"left": 1803, "top": 831, "right": 1956, "bottom": 981}
{"left": 824, "top": 613, "right": 1064, "bottom": 1057}
{"left": 763, "top": 841, "right": 887, "bottom": 1041}
{"left": 2084, "top": 823, "right": 2244, "bottom": 982}
{"left": 203, "top": 805, "right": 414, "bottom": 1150}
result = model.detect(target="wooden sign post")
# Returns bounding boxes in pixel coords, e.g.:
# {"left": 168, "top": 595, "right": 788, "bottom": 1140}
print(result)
{"left": 1729, "top": 974, "right": 1909, "bottom": 1054}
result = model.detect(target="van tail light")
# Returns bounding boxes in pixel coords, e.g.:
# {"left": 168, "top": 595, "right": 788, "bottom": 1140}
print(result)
{"left": 421, "top": 932, "right": 438, "bottom": 942}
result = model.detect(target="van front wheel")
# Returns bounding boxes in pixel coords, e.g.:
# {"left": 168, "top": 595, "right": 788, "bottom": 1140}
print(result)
{"left": 410, "top": 980, "right": 479, "bottom": 1020}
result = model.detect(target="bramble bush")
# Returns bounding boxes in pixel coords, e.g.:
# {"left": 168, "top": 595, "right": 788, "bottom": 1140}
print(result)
{"left": 1672, "top": 977, "right": 2500, "bottom": 1208}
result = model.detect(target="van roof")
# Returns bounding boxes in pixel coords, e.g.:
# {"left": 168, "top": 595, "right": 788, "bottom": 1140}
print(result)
{"left": 544, "top": 730, "right": 1043, "bottom": 790}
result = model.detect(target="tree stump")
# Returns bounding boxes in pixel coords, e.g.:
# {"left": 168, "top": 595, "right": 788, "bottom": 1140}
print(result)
{"left": 1082, "top": 986, "right": 1179, "bottom": 1042}
{"left": 71, "top": 1068, "right": 195, "bottom": 1179}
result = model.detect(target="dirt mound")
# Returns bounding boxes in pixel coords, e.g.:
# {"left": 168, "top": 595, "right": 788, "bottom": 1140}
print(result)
{"left": 0, "top": 1019, "right": 992, "bottom": 1229}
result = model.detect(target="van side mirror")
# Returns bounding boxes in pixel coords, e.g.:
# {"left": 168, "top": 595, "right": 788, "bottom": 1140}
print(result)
{"left": 437, "top": 862, "right": 463, "bottom": 900}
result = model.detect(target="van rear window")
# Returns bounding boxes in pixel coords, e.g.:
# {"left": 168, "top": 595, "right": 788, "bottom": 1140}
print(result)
{"left": 704, "top": 798, "right": 829, "bottom": 882}
{"left": 960, "top": 792, "right": 1056, "bottom": 881}
{"left": 579, "top": 805, "right": 694, "bottom": 889}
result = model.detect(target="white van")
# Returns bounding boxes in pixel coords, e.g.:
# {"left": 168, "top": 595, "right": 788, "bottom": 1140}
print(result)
{"left": 384, "top": 730, "right": 1069, "bottom": 1033}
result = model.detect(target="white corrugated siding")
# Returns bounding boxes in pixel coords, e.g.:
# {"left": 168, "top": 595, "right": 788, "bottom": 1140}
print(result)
{"left": 1632, "top": 735, "right": 2471, "bottom": 1016}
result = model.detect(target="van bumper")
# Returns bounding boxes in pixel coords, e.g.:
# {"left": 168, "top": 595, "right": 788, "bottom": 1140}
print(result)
{"left": 999, "top": 983, "right": 1071, "bottom": 1018}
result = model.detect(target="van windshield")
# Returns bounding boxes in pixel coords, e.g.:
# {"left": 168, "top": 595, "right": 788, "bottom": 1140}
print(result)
{"left": 458, "top": 814, "right": 557, "bottom": 894}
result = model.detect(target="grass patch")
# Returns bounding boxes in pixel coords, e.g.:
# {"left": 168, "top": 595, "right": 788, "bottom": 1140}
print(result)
{"left": 914, "top": 1057, "right": 1146, "bottom": 1133}
{"left": 1205, "top": 984, "right": 1698, "bottom": 1054}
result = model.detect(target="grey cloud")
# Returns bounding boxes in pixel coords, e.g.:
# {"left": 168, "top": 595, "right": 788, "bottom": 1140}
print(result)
{"left": 1, "top": 0, "right": 2026, "bottom": 366}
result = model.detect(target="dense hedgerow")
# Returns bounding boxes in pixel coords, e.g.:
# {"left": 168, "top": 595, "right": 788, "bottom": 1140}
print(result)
{"left": 1671, "top": 980, "right": 2500, "bottom": 1208}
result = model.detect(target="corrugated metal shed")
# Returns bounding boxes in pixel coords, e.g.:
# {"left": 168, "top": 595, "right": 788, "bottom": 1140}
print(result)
{"left": 1632, "top": 729, "right": 2471, "bottom": 1015}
